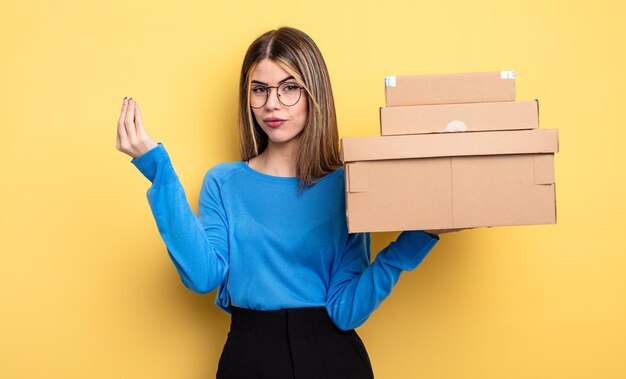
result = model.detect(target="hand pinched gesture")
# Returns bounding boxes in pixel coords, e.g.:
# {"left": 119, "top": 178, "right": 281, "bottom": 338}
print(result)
{"left": 116, "top": 97, "right": 158, "bottom": 159}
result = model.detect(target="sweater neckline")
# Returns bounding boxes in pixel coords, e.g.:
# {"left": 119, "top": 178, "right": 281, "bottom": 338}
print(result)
{"left": 239, "top": 161, "right": 342, "bottom": 184}
{"left": 240, "top": 161, "right": 301, "bottom": 183}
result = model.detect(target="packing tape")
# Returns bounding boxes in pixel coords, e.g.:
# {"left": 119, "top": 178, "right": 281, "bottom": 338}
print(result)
{"left": 533, "top": 154, "right": 555, "bottom": 184}
{"left": 445, "top": 120, "right": 468, "bottom": 132}
{"left": 500, "top": 70, "right": 516, "bottom": 79}
{"left": 347, "top": 163, "right": 369, "bottom": 193}
{"left": 385, "top": 76, "right": 397, "bottom": 87}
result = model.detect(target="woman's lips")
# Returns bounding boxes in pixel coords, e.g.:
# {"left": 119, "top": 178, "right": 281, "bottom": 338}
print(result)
{"left": 264, "top": 118, "right": 286, "bottom": 128}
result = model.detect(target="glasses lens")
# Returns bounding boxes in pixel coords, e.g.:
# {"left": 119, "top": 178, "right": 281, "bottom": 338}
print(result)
{"left": 278, "top": 83, "right": 301, "bottom": 106}
{"left": 249, "top": 83, "right": 302, "bottom": 108}
{"left": 250, "top": 86, "right": 267, "bottom": 109}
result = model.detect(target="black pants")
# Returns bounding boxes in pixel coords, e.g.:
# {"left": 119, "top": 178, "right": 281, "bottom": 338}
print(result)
{"left": 216, "top": 306, "right": 375, "bottom": 378}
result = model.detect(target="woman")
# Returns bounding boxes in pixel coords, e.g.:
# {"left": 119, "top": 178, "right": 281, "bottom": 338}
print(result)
{"left": 117, "top": 27, "right": 443, "bottom": 378}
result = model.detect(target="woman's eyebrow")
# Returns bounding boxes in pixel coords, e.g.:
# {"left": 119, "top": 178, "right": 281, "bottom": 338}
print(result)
{"left": 251, "top": 76, "right": 295, "bottom": 86}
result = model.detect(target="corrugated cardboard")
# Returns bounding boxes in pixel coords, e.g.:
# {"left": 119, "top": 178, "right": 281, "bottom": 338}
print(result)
{"left": 379, "top": 100, "right": 539, "bottom": 136}
{"left": 385, "top": 71, "right": 516, "bottom": 107}
{"left": 341, "top": 129, "right": 558, "bottom": 233}
{"left": 341, "top": 129, "right": 558, "bottom": 162}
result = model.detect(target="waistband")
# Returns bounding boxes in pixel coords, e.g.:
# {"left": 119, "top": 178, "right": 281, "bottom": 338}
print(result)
{"left": 229, "top": 306, "right": 339, "bottom": 336}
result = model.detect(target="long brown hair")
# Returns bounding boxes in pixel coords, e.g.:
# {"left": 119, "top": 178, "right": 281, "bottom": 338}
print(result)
{"left": 237, "top": 27, "right": 341, "bottom": 189}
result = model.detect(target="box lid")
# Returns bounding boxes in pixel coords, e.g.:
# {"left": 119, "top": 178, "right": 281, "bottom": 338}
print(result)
{"left": 385, "top": 71, "right": 516, "bottom": 106}
{"left": 379, "top": 100, "right": 539, "bottom": 136}
{"left": 340, "top": 129, "right": 559, "bottom": 162}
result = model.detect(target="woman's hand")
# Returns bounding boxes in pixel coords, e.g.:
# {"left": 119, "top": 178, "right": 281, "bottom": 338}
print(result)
{"left": 116, "top": 97, "right": 158, "bottom": 159}
{"left": 424, "top": 228, "right": 468, "bottom": 236}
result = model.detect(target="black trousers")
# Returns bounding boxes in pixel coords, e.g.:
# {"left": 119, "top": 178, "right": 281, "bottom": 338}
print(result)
{"left": 216, "top": 306, "right": 375, "bottom": 378}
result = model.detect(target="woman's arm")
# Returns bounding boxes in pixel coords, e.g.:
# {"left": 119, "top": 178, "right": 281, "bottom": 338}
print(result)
{"left": 117, "top": 98, "right": 228, "bottom": 294}
{"left": 325, "top": 230, "right": 439, "bottom": 330}
{"left": 130, "top": 144, "right": 229, "bottom": 294}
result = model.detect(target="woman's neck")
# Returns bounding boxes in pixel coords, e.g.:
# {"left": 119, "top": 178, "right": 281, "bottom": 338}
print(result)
{"left": 249, "top": 139, "right": 299, "bottom": 178}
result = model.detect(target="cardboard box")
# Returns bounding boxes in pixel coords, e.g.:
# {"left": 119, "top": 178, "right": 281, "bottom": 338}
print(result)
{"left": 385, "top": 71, "right": 516, "bottom": 107}
{"left": 380, "top": 100, "right": 539, "bottom": 136}
{"left": 341, "top": 129, "right": 558, "bottom": 233}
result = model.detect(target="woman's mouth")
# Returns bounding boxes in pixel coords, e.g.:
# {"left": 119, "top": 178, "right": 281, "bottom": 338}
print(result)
{"left": 264, "top": 118, "right": 286, "bottom": 128}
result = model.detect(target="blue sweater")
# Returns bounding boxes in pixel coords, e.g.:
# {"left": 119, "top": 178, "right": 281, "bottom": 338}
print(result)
{"left": 131, "top": 142, "right": 439, "bottom": 330}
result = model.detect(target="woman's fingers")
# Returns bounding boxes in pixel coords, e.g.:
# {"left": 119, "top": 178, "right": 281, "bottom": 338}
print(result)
{"left": 116, "top": 97, "right": 158, "bottom": 158}
{"left": 116, "top": 125, "right": 121, "bottom": 150}
{"left": 124, "top": 98, "right": 137, "bottom": 141}
{"left": 117, "top": 98, "right": 129, "bottom": 146}
{"left": 134, "top": 102, "right": 145, "bottom": 133}
{"left": 133, "top": 101, "right": 157, "bottom": 152}
{"left": 118, "top": 97, "right": 128, "bottom": 126}
{"left": 424, "top": 228, "right": 467, "bottom": 235}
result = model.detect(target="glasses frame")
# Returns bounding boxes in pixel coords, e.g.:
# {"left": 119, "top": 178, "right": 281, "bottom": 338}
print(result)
{"left": 249, "top": 82, "right": 305, "bottom": 109}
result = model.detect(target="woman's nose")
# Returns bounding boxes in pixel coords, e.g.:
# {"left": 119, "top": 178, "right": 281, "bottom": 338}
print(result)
{"left": 264, "top": 88, "right": 281, "bottom": 109}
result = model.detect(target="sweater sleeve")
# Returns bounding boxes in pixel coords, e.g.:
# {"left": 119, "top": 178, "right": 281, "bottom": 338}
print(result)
{"left": 325, "top": 230, "right": 439, "bottom": 330}
{"left": 131, "top": 143, "right": 229, "bottom": 294}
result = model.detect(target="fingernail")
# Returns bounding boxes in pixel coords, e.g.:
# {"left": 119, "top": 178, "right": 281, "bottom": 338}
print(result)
{"left": 124, "top": 96, "right": 127, "bottom": 100}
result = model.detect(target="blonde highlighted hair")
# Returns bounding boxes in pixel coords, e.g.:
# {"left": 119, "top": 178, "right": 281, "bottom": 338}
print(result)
{"left": 237, "top": 27, "right": 341, "bottom": 188}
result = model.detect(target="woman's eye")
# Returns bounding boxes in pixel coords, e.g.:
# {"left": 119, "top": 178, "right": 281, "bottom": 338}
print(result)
{"left": 283, "top": 84, "right": 299, "bottom": 92}
{"left": 252, "top": 87, "right": 267, "bottom": 94}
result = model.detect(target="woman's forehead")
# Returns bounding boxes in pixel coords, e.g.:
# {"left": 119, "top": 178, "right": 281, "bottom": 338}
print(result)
{"left": 250, "top": 58, "right": 298, "bottom": 84}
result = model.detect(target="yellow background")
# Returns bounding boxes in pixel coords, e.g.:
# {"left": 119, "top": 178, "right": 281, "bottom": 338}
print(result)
{"left": 1, "top": 0, "right": 624, "bottom": 377}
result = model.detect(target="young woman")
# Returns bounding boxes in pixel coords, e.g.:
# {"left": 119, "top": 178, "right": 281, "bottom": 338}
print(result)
{"left": 117, "top": 27, "right": 445, "bottom": 378}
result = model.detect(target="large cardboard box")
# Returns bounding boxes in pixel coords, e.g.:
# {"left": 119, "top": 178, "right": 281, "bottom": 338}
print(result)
{"left": 341, "top": 129, "right": 558, "bottom": 233}
{"left": 385, "top": 71, "right": 516, "bottom": 107}
{"left": 380, "top": 100, "right": 539, "bottom": 136}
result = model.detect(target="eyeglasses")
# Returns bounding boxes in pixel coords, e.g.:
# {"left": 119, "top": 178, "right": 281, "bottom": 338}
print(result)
{"left": 250, "top": 82, "right": 304, "bottom": 109}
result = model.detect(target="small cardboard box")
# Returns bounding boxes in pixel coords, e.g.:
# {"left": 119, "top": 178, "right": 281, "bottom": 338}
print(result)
{"left": 385, "top": 71, "right": 516, "bottom": 107}
{"left": 380, "top": 100, "right": 539, "bottom": 136}
{"left": 341, "top": 129, "right": 558, "bottom": 233}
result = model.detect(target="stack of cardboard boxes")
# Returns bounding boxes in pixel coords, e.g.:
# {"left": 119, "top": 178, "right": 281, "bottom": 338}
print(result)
{"left": 340, "top": 71, "right": 559, "bottom": 233}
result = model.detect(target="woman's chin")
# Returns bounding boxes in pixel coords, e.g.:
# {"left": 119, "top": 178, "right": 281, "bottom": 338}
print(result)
{"left": 266, "top": 132, "right": 303, "bottom": 147}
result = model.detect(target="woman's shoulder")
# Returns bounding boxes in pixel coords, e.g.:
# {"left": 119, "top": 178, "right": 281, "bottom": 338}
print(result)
{"left": 318, "top": 165, "right": 345, "bottom": 183}
{"left": 331, "top": 165, "right": 345, "bottom": 177}
{"left": 203, "top": 161, "right": 246, "bottom": 184}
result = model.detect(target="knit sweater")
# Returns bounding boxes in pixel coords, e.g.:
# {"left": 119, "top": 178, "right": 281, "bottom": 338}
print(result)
{"left": 131, "top": 142, "right": 439, "bottom": 330}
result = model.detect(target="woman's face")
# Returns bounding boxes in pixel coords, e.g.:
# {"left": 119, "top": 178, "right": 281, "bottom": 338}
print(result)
{"left": 250, "top": 58, "right": 308, "bottom": 150}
